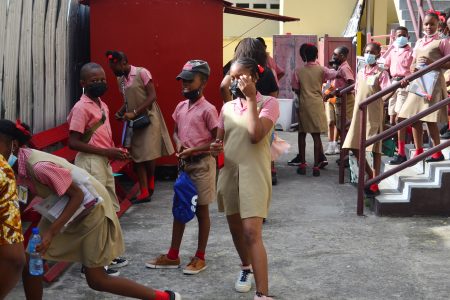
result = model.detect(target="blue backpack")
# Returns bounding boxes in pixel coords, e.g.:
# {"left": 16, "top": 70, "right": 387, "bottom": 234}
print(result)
{"left": 172, "top": 171, "right": 198, "bottom": 224}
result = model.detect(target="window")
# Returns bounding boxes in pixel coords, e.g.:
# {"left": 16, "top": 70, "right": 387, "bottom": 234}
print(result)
{"left": 236, "top": 3, "right": 250, "bottom": 8}
{"left": 270, "top": 4, "right": 280, "bottom": 9}
{"left": 253, "top": 3, "right": 267, "bottom": 9}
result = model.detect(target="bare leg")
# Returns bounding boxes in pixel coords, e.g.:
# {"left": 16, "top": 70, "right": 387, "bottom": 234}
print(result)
{"left": 298, "top": 132, "right": 307, "bottom": 163}
{"left": 84, "top": 266, "right": 157, "bottom": 299}
{"left": 242, "top": 217, "right": 268, "bottom": 296}
{"left": 195, "top": 204, "right": 211, "bottom": 253}
{"left": 0, "top": 243, "right": 25, "bottom": 299}
{"left": 135, "top": 162, "right": 148, "bottom": 195}
{"left": 226, "top": 214, "right": 251, "bottom": 266}
{"left": 22, "top": 254, "right": 43, "bottom": 300}
{"left": 411, "top": 121, "right": 424, "bottom": 151}
{"left": 169, "top": 219, "right": 186, "bottom": 251}
{"left": 426, "top": 122, "right": 441, "bottom": 147}
{"left": 372, "top": 152, "right": 382, "bottom": 178}
{"left": 328, "top": 121, "right": 336, "bottom": 142}
{"left": 145, "top": 160, "right": 156, "bottom": 196}
{"left": 311, "top": 133, "right": 322, "bottom": 166}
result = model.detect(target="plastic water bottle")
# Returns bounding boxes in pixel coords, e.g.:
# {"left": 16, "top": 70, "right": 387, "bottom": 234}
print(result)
{"left": 28, "top": 227, "right": 44, "bottom": 276}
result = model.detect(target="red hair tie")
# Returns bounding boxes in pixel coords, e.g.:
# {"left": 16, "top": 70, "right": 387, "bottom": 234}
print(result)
{"left": 306, "top": 43, "right": 315, "bottom": 47}
{"left": 108, "top": 54, "right": 113, "bottom": 59}
{"left": 439, "top": 15, "right": 446, "bottom": 22}
{"left": 257, "top": 64, "right": 264, "bottom": 74}
{"left": 15, "top": 119, "right": 30, "bottom": 136}
{"left": 373, "top": 41, "right": 382, "bottom": 46}
{"left": 428, "top": 9, "right": 441, "bottom": 16}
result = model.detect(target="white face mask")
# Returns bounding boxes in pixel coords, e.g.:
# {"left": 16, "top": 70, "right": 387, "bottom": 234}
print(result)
{"left": 395, "top": 36, "right": 409, "bottom": 47}
{"left": 364, "top": 53, "right": 377, "bottom": 65}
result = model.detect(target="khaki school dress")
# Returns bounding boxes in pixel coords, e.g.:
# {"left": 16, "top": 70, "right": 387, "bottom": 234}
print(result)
{"left": 297, "top": 65, "right": 328, "bottom": 133}
{"left": 27, "top": 150, "right": 124, "bottom": 268}
{"left": 217, "top": 99, "right": 272, "bottom": 219}
{"left": 120, "top": 68, "right": 174, "bottom": 162}
{"left": 343, "top": 67, "right": 385, "bottom": 153}
{"left": 398, "top": 39, "right": 448, "bottom": 123}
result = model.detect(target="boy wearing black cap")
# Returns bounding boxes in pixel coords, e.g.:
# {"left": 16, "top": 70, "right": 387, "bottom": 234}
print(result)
{"left": 146, "top": 60, "right": 219, "bottom": 275}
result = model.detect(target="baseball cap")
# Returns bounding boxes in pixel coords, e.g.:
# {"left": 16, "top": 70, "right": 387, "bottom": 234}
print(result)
{"left": 176, "top": 60, "right": 210, "bottom": 80}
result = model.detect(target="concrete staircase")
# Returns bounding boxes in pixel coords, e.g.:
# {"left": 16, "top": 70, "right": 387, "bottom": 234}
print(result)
{"left": 373, "top": 144, "right": 450, "bottom": 216}
{"left": 393, "top": 0, "right": 450, "bottom": 44}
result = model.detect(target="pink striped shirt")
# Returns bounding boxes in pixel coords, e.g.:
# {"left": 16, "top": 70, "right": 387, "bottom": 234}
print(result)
{"left": 384, "top": 45, "right": 413, "bottom": 77}
{"left": 67, "top": 94, "right": 115, "bottom": 149}
{"left": 18, "top": 148, "right": 72, "bottom": 196}
{"left": 290, "top": 61, "right": 337, "bottom": 90}
{"left": 218, "top": 92, "right": 280, "bottom": 129}
{"left": 172, "top": 97, "right": 219, "bottom": 149}
{"left": 123, "top": 65, "right": 152, "bottom": 88}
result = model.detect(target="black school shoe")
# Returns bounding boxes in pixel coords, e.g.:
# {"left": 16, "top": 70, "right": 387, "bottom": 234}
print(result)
{"left": 388, "top": 154, "right": 407, "bottom": 165}
{"left": 288, "top": 154, "right": 301, "bottom": 166}
{"left": 318, "top": 153, "right": 328, "bottom": 169}
{"left": 425, "top": 153, "right": 445, "bottom": 163}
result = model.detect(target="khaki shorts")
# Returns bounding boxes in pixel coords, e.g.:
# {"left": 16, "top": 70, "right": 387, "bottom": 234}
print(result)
{"left": 184, "top": 155, "right": 216, "bottom": 206}
{"left": 325, "top": 101, "right": 336, "bottom": 125}
{"left": 75, "top": 152, "right": 120, "bottom": 212}
{"left": 388, "top": 88, "right": 408, "bottom": 116}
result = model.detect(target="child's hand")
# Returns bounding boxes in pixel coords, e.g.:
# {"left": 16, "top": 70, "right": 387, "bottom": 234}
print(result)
{"left": 36, "top": 231, "right": 54, "bottom": 256}
{"left": 400, "top": 79, "right": 409, "bottom": 88}
{"left": 177, "top": 148, "right": 193, "bottom": 159}
{"left": 417, "top": 56, "right": 434, "bottom": 65}
{"left": 210, "top": 139, "right": 223, "bottom": 157}
{"left": 104, "top": 148, "right": 130, "bottom": 160}
{"left": 123, "top": 112, "right": 136, "bottom": 121}
{"left": 238, "top": 75, "right": 257, "bottom": 100}
{"left": 176, "top": 142, "right": 184, "bottom": 153}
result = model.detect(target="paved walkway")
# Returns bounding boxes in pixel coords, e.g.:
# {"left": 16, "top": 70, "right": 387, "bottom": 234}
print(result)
{"left": 8, "top": 132, "right": 450, "bottom": 300}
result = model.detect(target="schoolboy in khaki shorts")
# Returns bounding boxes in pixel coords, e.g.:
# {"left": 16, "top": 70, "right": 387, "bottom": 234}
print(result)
{"left": 146, "top": 60, "right": 219, "bottom": 275}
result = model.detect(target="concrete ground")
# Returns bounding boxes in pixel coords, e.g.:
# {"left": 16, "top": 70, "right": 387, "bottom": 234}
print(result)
{"left": 8, "top": 132, "right": 450, "bottom": 300}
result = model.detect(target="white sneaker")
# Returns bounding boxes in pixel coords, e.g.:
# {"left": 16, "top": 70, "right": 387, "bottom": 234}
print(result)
{"left": 325, "top": 142, "right": 336, "bottom": 155}
{"left": 235, "top": 266, "right": 253, "bottom": 293}
{"left": 334, "top": 145, "right": 341, "bottom": 154}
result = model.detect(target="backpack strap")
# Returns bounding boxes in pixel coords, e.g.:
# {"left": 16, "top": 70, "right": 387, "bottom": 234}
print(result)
{"left": 80, "top": 110, "right": 106, "bottom": 143}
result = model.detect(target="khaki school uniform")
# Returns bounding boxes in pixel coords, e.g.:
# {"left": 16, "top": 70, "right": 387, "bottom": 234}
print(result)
{"left": 398, "top": 39, "right": 448, "bottom": 123}
{"left": 27, "top": 150, "right": 124, "bottom": 268}
{"left": 343, "top": 65, "right": 390, "bottom": 153}
{"left": 217, "top": 95, "right": 279, "bottom": 219}
{"left": 296, "top": 64, "right": 330, "bottom": 133}
{"left": 120, "top": 68, "right": 174, "bottom": 162}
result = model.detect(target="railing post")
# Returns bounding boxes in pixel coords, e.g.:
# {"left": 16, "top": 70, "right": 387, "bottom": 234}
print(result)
{"left": 357, "top": 106, "right": 367, "bottom": 216}
{"left": 339, "top": 93, "right": 348, "bottom": 184}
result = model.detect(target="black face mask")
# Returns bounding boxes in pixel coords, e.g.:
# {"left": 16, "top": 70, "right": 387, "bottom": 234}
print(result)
{"left": 183, "top": 89, "right": 201, "bottom": 101}
{"left": 230, "top": 80, "right": 245, "bottom": 99}
{"left": 114, "top": 70, "right": 125, "bottom": 77}
{"left": 86, "top": 82, "right": 108, "bottom": 98}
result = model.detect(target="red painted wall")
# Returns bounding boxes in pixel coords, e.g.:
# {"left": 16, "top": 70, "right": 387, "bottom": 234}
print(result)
{"left": 89, "top": 0, "right": 224, "bottom": 165}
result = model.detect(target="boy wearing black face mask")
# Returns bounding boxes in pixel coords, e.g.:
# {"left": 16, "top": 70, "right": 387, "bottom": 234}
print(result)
{"left": 67, "top": 62, "right": 130, "bottom": 275}
{"left": 146, "top": 60, "right": 219, "bottom": 275}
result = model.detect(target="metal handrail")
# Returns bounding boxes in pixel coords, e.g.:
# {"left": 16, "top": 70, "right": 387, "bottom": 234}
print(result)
{"left": 426, "top": 0, "right": 434, "bottom": 11}
{"left": 355, "top": 54, "right": 450, "bottom": 216}
{"left": 416, "top": 0, "right": 426, "bottom": 20}
{"left": 406, "top": 0, "right": 420, "bottom": 39}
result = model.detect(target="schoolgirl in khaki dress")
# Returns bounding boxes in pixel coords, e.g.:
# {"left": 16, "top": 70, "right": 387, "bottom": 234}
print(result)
{"left": 106, "top": 51, "right": 175, "bottom": 203}
{"left": 343, "top": 43, "right": 390, "bottom": 196}
{"left": 13, "top": 142, "right": 180, "bottom": 299}
{"left": 398, "top": 12, "right": 450, "bottom": 162}
{"left": 291, "top": 43, "right": 337, "bottom": 176}
{"left": 212, "top": 58, "right": 279, "bottom": 300}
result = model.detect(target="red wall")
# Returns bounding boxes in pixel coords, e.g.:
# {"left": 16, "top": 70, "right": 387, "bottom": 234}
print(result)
{"left": 89, "top": 0, "right": 224, "bottom": 165}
